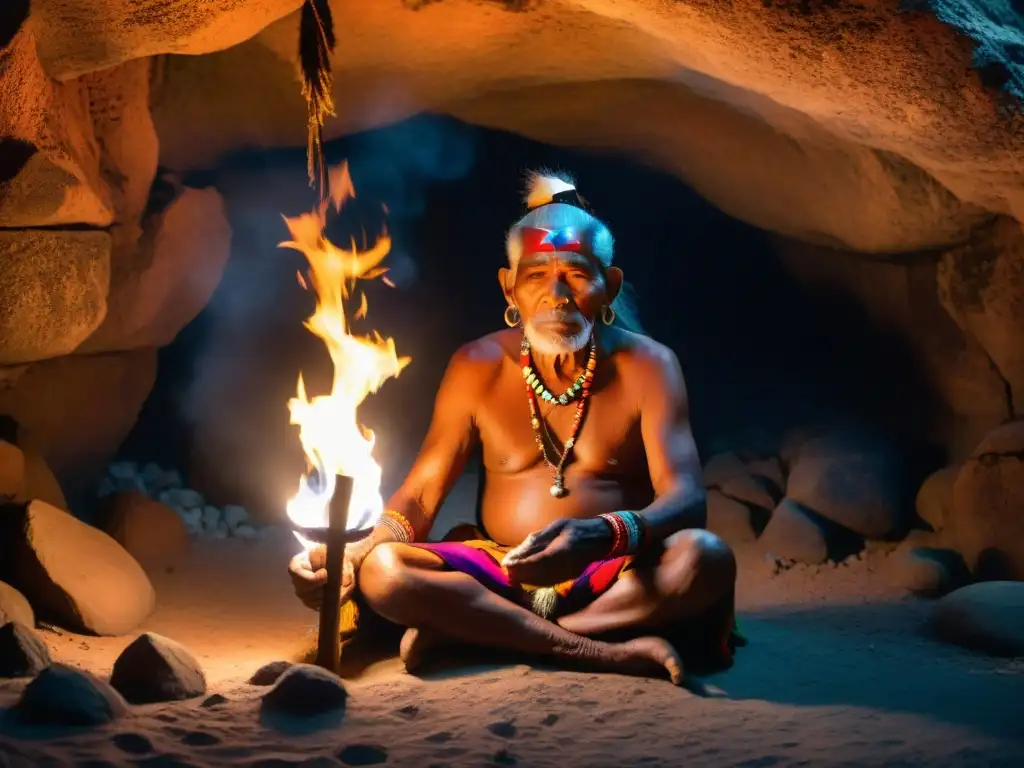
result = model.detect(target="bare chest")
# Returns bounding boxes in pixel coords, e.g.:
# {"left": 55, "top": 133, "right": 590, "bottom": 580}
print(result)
{"left": 476, "top": 373, "right": 646, "bottom": 477}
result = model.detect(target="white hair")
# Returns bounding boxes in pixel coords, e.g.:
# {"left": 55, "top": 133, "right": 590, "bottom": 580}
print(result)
{"left": 505, "top": 168, "right": 643, "bottom": 334}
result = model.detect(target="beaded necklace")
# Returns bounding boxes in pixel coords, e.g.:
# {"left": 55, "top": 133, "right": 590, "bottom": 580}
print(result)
{"left": 520, "top": 337, "right": 597, "bottom": 498}
{"left": 521, "top": 339, "right": 590, "bottom": 405}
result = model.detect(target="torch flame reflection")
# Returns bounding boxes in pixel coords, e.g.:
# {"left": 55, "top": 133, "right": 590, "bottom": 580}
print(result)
{"left": 279, "top": 162, "right": 410, "bottom": 551}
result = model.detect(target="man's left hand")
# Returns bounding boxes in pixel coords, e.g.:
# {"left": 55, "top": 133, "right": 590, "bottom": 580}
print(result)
{"left": 502, "top": 517, "right": 613, "bottom": 586}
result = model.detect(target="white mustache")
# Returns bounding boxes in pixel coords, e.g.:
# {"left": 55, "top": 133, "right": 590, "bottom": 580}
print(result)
{"left": 532, "top": 310, "right": 584, "bottom": 325}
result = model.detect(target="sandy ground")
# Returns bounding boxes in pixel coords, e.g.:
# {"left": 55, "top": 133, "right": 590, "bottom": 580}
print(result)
{"left": 1, "top": 526, "right": 1023, "bottom": 768}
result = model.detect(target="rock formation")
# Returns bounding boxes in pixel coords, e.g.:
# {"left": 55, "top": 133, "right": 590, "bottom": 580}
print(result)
{"left": 1, "top": 0, "right": 1023, "bottom": 561}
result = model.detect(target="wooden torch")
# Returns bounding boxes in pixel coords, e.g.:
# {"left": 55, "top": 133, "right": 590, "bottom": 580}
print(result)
{"left": 314, "top": 473, "right": 354, "bottom": 674}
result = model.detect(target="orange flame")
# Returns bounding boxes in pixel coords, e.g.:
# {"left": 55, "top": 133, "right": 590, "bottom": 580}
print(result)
{"left": 279, "top": 162, "right": 411, "bottom": 550}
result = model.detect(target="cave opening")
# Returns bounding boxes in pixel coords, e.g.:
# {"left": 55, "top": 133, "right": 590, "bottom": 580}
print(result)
{"left": 115, "top": 113, "right": 946, "bottom": 526}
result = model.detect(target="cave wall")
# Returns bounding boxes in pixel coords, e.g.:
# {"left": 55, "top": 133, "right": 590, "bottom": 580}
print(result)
{"left": 2, "top": 0, "right": 1024, "bottom": 506}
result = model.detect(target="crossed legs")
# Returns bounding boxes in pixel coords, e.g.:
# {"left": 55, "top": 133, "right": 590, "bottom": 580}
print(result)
{"left": 356, "top": 529, "right": 736, "bottom": 684}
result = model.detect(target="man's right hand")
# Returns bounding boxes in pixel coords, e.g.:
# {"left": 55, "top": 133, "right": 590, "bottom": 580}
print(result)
{"left": 287, "top": 537, "right": 374, "bottom": 611}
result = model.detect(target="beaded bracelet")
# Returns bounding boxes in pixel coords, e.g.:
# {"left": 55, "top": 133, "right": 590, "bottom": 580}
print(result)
{"left": 598, "top": 511, "right": 647, "bottom": 558}
{"left": 379, "top": 509, "right": 415, "bottom": 543}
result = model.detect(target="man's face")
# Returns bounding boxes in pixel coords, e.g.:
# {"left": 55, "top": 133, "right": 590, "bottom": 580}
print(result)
{"left": 513, "top": 251, "right": 605, "bottom": 356}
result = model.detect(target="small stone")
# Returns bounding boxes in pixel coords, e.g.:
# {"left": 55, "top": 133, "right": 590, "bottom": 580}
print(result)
{"left": 200, "top": 693, "right": 228, "bottom": 708}
{"left": 932, "top": 582, "right": 1024, "bottom": 657}
{"left": 222, "top": 504, "right": 249, "bottom": 530}
{"left": 249, "top": 660, "right": 293, "bottom": 686}
{"left": 108, "top": 462, "right": 137, "bottom": 481}
{"left": 171, "top": 489, "right": 205, "bottom": 509}
{"left": 15, "top": 663, "right": 128, "bottom": 726}
{"left": 260, "top": 663, "right": 347, "bottom": 716}
{"left": 211, "top": 524, "right": 228, "bottom": 540}
{"left": 110, "top": 632, "right": 207, "bottom": 704}
{"left": 152, "top": 469, "right": 184, "bottom": 492}
{"left": 140, "top": 462, "right": 163, "bottom": 489}
{"left": 0, "top": 622, "right": 51, "bottom": 678}
{"left": 201, "top": 505, "right": 220, "bottom": 529}
{"left": 112, "top": 732, "right": 154, "bottom": 755}
{"left": 487, "top": 720, "right": 517, "bottom": 738}
{"left": 0, "top": 581, "right": 34, "bottom": 627}
{"left": 233, "top": 524, "right": 258, "bottom": 539}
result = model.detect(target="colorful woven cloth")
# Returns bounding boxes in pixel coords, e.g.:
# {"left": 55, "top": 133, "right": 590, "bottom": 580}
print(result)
{"left": 411, "top": 538, "right": 633, "bottom": 619}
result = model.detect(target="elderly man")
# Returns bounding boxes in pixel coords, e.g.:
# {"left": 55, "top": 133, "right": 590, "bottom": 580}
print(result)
{"left": 289, "top": 171, "right": 739, "bottom": 684}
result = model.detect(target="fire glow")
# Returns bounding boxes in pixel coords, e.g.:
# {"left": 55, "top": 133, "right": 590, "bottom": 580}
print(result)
{"left": 279, "top": 162, "right": 410, "bottom": 551}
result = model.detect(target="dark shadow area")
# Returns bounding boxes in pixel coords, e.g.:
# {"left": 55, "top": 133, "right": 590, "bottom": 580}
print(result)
{"left": 119, "top": 114, "right": 947, "bottom": 520}
{"left": 707, "top": 601, "right": 1024, "bottom": 744}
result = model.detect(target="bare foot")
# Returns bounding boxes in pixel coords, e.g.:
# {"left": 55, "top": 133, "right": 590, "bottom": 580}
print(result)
{"left": 610, "top": 636, "right": 684, "bottom": 685}
{"left": 400, "top": 627, "right": 445, "bottom": 673}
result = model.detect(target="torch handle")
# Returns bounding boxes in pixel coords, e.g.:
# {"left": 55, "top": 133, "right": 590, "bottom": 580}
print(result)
{"left": 315, "top": 474, "right": 354, "bottom": 674}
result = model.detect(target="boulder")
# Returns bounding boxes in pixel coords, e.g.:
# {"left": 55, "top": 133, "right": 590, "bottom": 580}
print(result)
{"left": 98, "top": 491, "right": 190, "bottom": 565}
{"left": 786, "top": 432, "right": 908, "bottom": 540}
{"left": 80, "top": 185, "right": 232, "bottom": 354}
{"left": 0, "top": 500, "right": 155, "bottom": 636}
{"left": 110, "top": 632, "right": 206, "bottom": 704}
{"left": 889, "top": 544, "right": 969, "bottom": 598}
{"left": 15, "top": 663, "right": 129, "bottom": 726}
{"left": 0, "top": 420, "right": 68, "bottom": 511}
{"left": 702, "top": 451, "right": 749, "bottom": 488}
{"left": 0, "top": 230, "right": 110, "bottom": 366}
{"left": 705, "top": 490, "right": 757, "bottom": 546}
{"left": 937, "top": 218, "right": 1024, "bottom": 416}
{"left": 720, "top": 473, "right": 778, "bottom": 512}
{"left": 947, "top": 420, "right": 1024, "bottom": 580}
{"left": 0, "top": 21, "right": 113, "bottom": 228}
{"left": 260, "top": 663, "right": 348, "bottom": 717}
{"left": 932, "top": 582, "right": 1024, "bottom": 658}
{"left": 758, "top": 499, "right": 829, "bottom": 565}
{"left": 0, "top": 581, "right": 34, "bottom": 627}
{"left": 0, "top": 438, "right": 26, "bottom": 500}
{"left": 0, "top": 349, "right": 158, "bottom": 498}
{"left": 915, "top": 465, "right": 958, "bottom": 532}
{"left": 746, "top": 456, "right": 785, "bottom": 491}
{"left": 0, "top": 621, "right": 51, "bottom": 677}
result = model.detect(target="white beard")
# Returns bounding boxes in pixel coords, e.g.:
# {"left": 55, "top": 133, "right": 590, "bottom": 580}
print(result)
{"left": 524, "top": 315, "right": 594, "bottom": 356}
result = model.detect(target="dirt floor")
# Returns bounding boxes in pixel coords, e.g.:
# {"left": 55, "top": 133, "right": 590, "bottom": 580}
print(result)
{"left": 1, "top": 525, "right": 1023, "bottom": 768}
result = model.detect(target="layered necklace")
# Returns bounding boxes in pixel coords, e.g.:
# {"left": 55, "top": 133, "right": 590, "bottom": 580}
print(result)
{"left": 520, "top": 336, "right": 597, "bottom": 498}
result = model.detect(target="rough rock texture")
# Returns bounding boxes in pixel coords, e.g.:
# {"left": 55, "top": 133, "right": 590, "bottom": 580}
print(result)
{"left": 261, "top": 663, "right": 348, "bottom": 717}
{"left": 0, "top": 230, "right": 110, "bottom": 366}
{"left": 0, "top": 438, "right": 26, "bottom": 500}
{"left": 0, "top": 621, "right": 51, "bottom": 678}
{"left": 720, "top": 473, "right": 778, "bottom": 512}
{"left": 98, "top": 491, "right": 190, "bottom": 564}
{"left": 136, "top": 0, "right": 1019, "bottom": 254}
{"left": 0, "top": 500, "right": 156, "bottom": 636}
{"left": 31, "top": 0, "right": 304, "bottom": 80}
{"left": 110, "top": 632, "right": 206, "bottom": 704}
{"left": 916, "top": 465, "right": 958, "bottom": 532}
{"left": 702, "top": 452, "right": 749, "bottom": 488}
{"left": 758, "top": 499, "right": 830, "bottom": 565}
{"left": 15, "top": 663, "right": 129, "bottom": 725}
{"left": 787, "top": 432, "right": 909, "bottom": 540}
{"left": 948, "top": 420, "right": 1024, "bottom": 580}
{"left": 0, "top": 350, "right": 158, "bottom": 497}
{"left": 81, "top": 184, "right": 232, "bottom": 354}
{"left": 932, "top": 582, "right": 1024, "bottom": 657}
{"left": 938, "top": 217, "right": 1024, "bottom": 416}
{"left": 0, "top": 582, "right": 34, "bottom": 627}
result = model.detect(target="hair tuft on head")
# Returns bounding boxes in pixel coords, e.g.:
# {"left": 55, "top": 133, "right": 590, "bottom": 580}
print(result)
{"left": 523, "top": 168, "right": 576, "bottom": 210}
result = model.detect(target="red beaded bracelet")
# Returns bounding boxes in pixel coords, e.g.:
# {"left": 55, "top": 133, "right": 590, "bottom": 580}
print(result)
{"left": 598, "top": 513, "right": 630, "bottom": 558}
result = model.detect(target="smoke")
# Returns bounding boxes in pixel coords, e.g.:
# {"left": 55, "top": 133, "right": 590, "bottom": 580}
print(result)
{"left": 332, "top": 115, "right": 479, "bottom": 288}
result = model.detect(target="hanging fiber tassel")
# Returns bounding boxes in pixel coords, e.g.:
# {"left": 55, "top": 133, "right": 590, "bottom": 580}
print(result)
{"left": 298, "top": 0, "right": 337, "bottom": 199}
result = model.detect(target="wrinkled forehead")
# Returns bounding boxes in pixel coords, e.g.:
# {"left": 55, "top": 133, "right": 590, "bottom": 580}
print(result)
{"left": 513, "top": 226, "right": 601, "bottom": 272}
{"left": 517, "top": 250, "right": 595, "bottom": 270}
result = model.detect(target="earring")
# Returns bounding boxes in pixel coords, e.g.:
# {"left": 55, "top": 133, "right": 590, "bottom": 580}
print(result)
{"left": 504, "top": 305, "right": 521, "bottom": 327}
{"left": 600, "top": 305, "right": 616, "bottom": 326}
